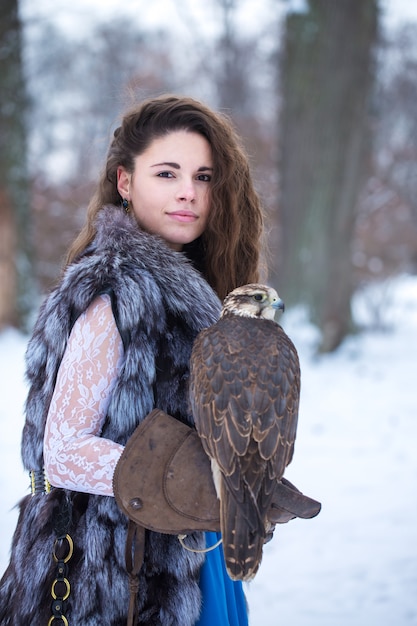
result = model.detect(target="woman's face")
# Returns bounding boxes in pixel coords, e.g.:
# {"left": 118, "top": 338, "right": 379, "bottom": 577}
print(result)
{"left": 117, "top": 130, "right": 213, "bottom": 251}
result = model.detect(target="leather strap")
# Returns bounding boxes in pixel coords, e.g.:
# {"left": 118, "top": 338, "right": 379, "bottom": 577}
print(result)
{"left": 125, "top": 521, "right": 145, "bottom": 626}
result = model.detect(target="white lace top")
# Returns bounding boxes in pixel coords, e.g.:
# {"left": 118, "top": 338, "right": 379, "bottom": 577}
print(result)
{"left": 43, "top": 295, "right": 125, "bottom": 496}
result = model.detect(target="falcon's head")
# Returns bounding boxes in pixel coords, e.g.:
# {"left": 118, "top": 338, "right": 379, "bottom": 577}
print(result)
{"left": 221, "top": 283, "right": 285, "bottom": 320}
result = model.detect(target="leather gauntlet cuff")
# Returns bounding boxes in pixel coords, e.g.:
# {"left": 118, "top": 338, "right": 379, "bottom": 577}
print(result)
{"left": 113, "top": 409, "right": 321, "bottom": 534}
{"left": 113, "top": 409, "right": 220, "bottom": 534}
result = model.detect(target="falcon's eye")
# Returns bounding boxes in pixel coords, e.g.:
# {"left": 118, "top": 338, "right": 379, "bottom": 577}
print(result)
{"left": 253, "top": 294, "right": 265, "bottom": 302}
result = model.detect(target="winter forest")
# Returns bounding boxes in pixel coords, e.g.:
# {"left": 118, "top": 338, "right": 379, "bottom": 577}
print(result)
{"left": 1, "top": 1, "right": 417, "bottom": 625}
{"left": 0, "top": 0, "right": 416, "bottom": 351}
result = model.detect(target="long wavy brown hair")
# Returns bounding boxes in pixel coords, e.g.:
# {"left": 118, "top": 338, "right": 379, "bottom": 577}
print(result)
{"left": 66, "top": 94, "right": 265, "bottom": 300}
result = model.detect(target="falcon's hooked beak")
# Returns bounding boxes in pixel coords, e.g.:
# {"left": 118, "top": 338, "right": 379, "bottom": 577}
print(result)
{"left": 262, "top": 290, "right": 285, "bottom": 320}
{"left": 272, "top": 297, "right": 285, "bottom": 313}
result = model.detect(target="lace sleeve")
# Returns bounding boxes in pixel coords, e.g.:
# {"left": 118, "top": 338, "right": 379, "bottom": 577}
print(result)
{"left": 44, "top": 294, "right": 125, "bottom": 496}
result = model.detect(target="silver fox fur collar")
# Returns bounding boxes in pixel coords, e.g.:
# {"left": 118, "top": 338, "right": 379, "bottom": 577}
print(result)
{"left": 0, "top": 206, "right": 221, "bottom": 626}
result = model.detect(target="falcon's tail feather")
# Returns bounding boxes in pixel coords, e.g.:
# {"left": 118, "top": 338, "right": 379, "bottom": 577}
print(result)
{"left": 220, "top": 476, "right": 265, "bottom": 582}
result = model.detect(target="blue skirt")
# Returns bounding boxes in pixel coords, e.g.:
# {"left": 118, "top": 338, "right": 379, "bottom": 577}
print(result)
{"left": 196, "top": 532, "right": 249, "bottom": 626}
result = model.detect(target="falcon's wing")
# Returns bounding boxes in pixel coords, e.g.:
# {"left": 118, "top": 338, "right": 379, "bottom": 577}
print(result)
{"left": 189, "top": 315, "right": 300, "bottom": 486}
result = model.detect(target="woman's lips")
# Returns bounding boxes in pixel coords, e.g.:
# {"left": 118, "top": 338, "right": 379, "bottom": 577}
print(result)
{"left": 167, "top": 211, "right": 198, "bottom": 223}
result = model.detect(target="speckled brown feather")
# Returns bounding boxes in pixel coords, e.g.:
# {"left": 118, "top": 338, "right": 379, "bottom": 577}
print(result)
{"left": 189, "top": 298, "right": 300, "bottom": 581}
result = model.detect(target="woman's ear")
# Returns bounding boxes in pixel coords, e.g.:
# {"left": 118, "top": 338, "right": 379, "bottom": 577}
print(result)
{"left": 117, "top": 166, "right": 130, "bottom": 199}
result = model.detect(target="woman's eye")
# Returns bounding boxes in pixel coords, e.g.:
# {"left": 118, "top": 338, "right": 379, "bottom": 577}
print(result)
{"left": 197, "top": 174, "right": 211, "bottom": 182}
{"left": 157, "top": 171, "right": 174, "bottom": 178}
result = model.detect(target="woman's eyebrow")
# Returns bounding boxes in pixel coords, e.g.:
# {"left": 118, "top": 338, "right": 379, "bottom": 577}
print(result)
{"left": 151, "top": 162, "right": 213, "bottom": 171}
{"left": 151, "top": 161, "right": 180, "bottom": 169}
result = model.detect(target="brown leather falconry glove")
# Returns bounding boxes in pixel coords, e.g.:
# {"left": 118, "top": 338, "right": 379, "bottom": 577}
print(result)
{"left": 113, "top": 409, "right": 321, "bottom": 534}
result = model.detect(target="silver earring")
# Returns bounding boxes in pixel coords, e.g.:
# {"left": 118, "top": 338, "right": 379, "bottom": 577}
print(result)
{"left": 122, "top": 198, "right": 130, "bottom": 213}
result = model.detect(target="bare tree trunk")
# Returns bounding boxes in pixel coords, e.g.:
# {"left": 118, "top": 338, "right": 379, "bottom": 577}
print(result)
{"left": 278, "top": 0, "right": 378, "bottom": 351}
{"left": 0, "top": 190, "right": 17, "bottom": 327}
{"left": 0, "top": 0, "right": 35, "bottom": 330}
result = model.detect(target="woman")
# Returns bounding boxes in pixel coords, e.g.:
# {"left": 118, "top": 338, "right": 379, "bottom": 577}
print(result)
{"left": 0, "top": 95, "right": 264, "bottom": 625}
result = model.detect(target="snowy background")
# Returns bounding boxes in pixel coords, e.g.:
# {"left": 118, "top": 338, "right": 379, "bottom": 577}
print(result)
{"left": 0, "top": 274, "right": 416, "bottom": 625}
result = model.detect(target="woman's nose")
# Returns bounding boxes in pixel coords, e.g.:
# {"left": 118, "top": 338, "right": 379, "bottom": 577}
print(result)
{"left": 177, "top": 180, "right": 196, "bottom": 202}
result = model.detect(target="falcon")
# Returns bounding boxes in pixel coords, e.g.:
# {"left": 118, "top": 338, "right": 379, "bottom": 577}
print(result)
{"left": 189, "top": 283, "right": 300, "bottom": 581}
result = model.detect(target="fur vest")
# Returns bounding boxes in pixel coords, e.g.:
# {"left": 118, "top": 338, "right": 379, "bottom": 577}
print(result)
{"left": 0, "top": 206, "right": 221, "bottom": 626}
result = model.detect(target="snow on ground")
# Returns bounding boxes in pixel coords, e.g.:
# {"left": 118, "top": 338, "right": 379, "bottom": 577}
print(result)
{"left": 1, "top": 276, "right": 416, "bottom": 625}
